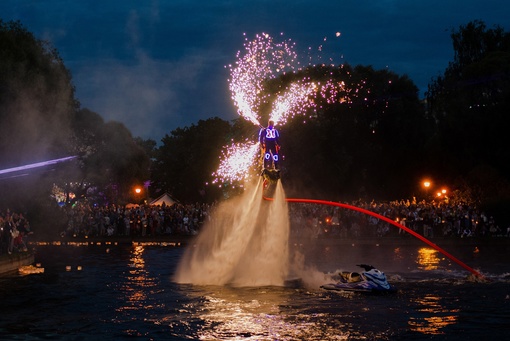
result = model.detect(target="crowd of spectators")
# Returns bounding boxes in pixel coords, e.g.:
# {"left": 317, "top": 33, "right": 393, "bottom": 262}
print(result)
{"left": 58, "top": 197, "right": 509, "bottom": 241}
{"left": 290, "top": 198, "right": 509, "bottom": 240}
{"left": 2, "top": 196, "right": 509, "bottom": 255}
{"left": 60, "top": 201, "right": 212, "bottom": 239}
{"left": 0, "top": 209, "right": 31, "bottom": 255}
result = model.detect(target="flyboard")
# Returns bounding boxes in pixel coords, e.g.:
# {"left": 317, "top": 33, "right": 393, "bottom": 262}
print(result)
{"left": 261, "top": 167, "right": 280, "bottom": 198}
{"left": 261, "top": 168, "right": 280, "bottom": 181}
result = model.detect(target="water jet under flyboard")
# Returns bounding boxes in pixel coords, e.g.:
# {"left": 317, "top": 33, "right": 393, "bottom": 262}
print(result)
{"left": 173, "top": 177, "right": 291, "bottom": 287}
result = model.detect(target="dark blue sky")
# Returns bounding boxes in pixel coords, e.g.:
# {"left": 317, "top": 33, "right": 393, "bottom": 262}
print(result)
{"left": 2, "top": 1, "right": 508, "bottom": 141}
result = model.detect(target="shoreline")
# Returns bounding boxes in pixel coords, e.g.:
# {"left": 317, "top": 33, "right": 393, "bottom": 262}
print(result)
{"left": 26, "top": 234, "right": 510, "bottom": 247}
{"left": 0, "top": 252, "right": 35, "bottom": 275}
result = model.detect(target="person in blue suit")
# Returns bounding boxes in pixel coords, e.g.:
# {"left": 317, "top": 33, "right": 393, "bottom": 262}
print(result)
{"left": 259, "top": 119, "right": 280, "bottom": 170}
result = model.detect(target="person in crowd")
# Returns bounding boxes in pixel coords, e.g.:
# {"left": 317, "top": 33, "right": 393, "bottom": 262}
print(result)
{"left": 0, "top": 214, "right": 7, "bottom": 254}
{"left": 4, "top": 212, "right": 15, "bottom": 254}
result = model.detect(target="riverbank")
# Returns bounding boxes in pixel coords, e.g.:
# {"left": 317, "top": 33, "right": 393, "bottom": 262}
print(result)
{"left": 29, "top": 235, "right": 193, "bottom": 246}
{"left": 0, "top": 251, "right": 35, "bottom": 275}
{"left": 26, "top": 234, "right": 510, "bottom": 247}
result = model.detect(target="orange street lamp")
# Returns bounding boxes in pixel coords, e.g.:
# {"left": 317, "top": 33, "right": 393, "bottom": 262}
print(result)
{"left": 135, "top": 187, "right": 142, "bottom": 194}
{"left": 422, "top": 180, "right": 431, "bottom": 201}
{"left": 441, "top": 188, "right": 449, "bottom": 203}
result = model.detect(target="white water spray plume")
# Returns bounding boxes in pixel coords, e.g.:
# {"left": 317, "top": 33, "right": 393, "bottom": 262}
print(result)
{"left": 174, "top": 178, "right": 289, "bottom": 286}
{"left": 212, "top": 140, "right": 260, "bottom": 184}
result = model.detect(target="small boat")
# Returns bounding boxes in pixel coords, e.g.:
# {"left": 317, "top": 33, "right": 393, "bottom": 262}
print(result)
{"left": 321, "top": 264, "right": 396, "bottom": 294}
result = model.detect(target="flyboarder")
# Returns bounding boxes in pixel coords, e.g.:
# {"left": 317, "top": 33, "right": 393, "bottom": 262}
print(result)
{"left": 259, "top": 119, "right": 280, "bottom": 171}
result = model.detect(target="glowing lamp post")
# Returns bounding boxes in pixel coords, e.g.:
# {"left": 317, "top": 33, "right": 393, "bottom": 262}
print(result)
{"left": 134, "top": 187, "right": 143, "bottom": 204}
{"left": 422, "top": 180, "right": 431, "bottom": 201}
{"left": 440, "top": 188, "right": 448, "bottom": 202}
{"left": 435, "top": 188, "right": 447, "bottom": 200}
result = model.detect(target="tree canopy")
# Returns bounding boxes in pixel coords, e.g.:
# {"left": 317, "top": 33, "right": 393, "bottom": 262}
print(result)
{"left": 151, "top": 117, "right": 234, "bottom": 203}
{"left": 66, "top": 108, "right": 151, "bottom": 205}
{"left": 0, "top": 20, "right": 77, "bottom": 167}
{"left": 0, "top": 20, "right": 151, "bottom": 213}
{"left": 2, "top": 18, "right": 510, "bottom": 225}
{"left": 267, "top": 64, "right": 430, "bottom": 200}
{"left": 426, "top": 20, "right": 510, "bottom": 208}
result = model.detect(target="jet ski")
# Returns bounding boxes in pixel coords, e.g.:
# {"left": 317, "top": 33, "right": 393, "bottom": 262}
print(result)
{"left": 321, "top": 264, "right": 396, "bottom": 294}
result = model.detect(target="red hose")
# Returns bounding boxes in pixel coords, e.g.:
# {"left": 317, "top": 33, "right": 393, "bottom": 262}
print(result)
{"left": 266, "top": 195, "right": 487, "bottom": 280}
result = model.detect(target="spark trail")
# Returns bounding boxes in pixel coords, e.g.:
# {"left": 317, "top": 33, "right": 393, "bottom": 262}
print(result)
{"left": 216, "top": 33, "right": 346, "bottom": 184}
{"left": 228, "top": 32, "right": 298, "bottom": 127}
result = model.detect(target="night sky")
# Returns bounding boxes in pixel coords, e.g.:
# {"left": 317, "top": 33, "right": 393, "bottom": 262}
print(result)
{"left": 1, "top": 0, "right": 508, "bottom": 141}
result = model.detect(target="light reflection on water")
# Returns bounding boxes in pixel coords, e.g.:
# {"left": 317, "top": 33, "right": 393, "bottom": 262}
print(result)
{"left": 115, "top": 244, "right": 165, "bottom": 333}
{"left": 182, "top": 287, "right": 354, "bottom": 341}
{"left": 121, "top": 245, "right": 152, "bottom": 308}
{"left": 408, "top": 294, "right": 459, "bottom": 335}
{"left": 416, "top": 247, "right": 442, "bottom": 271}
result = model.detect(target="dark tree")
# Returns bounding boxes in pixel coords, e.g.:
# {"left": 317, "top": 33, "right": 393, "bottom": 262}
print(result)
{"left": 67, "top": 108, "right": 151, "bottom": 205}
{"left": 0, "top": 20, "right": 78, "bottom": 215}
{"left": 134, "top": 137, "right": 157, "bottom": 160}
{"left": 0, "top": 20, "right": 77, "bottom": 168}
{"left": 426, "top": 20, "right": 510, "bottom": 207}
{"left": 266, "top": 64, "right": 429, "bottom": 200}
{"left": 152, "top": 117, "right": 232, "bottom": 203}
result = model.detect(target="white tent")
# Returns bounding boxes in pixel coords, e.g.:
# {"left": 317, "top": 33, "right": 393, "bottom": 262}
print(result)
{"left": 150, "top": 193, "right": 177, "bottom": 207}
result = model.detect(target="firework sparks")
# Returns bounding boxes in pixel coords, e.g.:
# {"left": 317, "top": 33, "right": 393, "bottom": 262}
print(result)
{"left": 228, "top": 33, "right": 297, "bottom": 126}
{"left": 215, "top": 33, "right": 348, "bottom": 184}
{"left": 269, "top": 82, "right": 318, "bottom": 125}
{"left": 212, "top": 140, "right": 260, "bottom": 184}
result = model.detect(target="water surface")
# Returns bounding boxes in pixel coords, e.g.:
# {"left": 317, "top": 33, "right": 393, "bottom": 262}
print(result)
{"left": 1, "top": 240, "right": 508, "bottom": 340}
